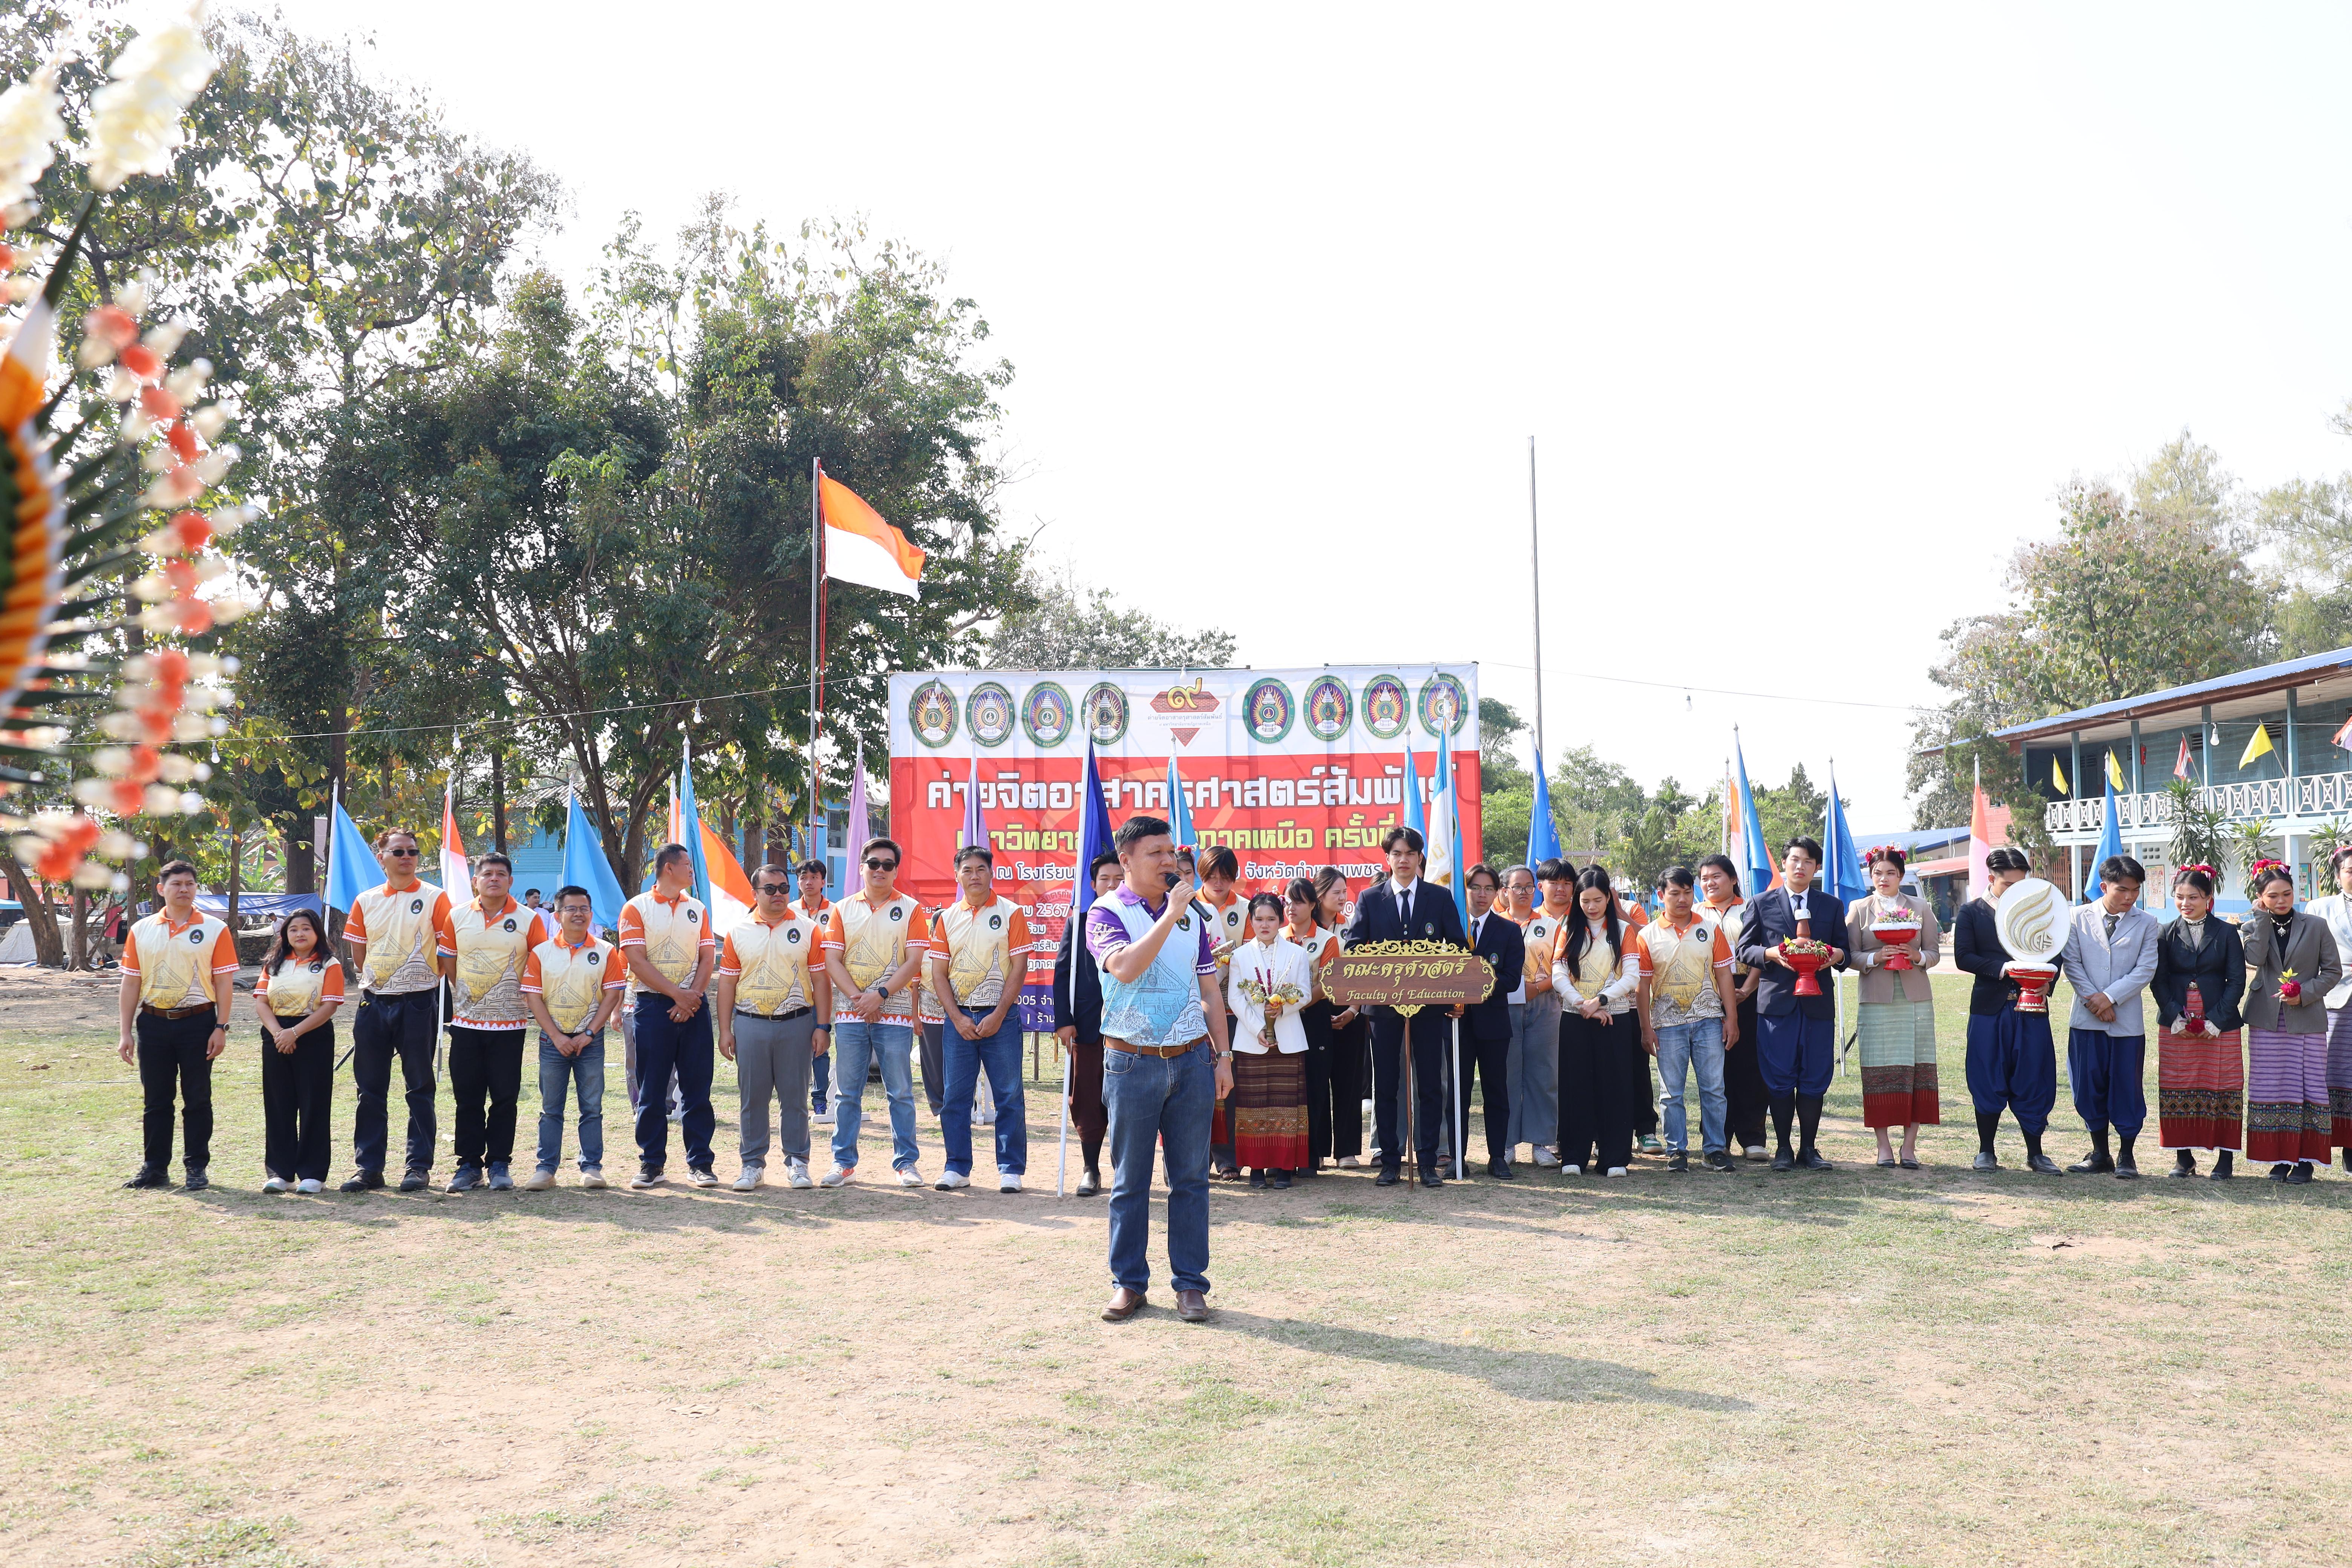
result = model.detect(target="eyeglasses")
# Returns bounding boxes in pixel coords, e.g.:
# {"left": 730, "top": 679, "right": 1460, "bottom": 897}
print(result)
{"left": 385, "top": 847, "right": 419, "bottom": 857}
{"left": 755, "top": 884, "right": 792, "bottom": 897}
{"left": 864, "top": 858, "right": 898, "bottom": 871}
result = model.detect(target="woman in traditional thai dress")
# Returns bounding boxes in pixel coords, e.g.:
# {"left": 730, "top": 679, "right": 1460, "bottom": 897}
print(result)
{"left": 1697, "top": 854, "right": 1768, "bottom": 1159}
{"left": 1554, "top": 865, "right": 1642, "bottom": 1177}
{"left": 2240, "top": 860, "right": 2343, "bottom": 1184}
{"left": 1313, "top": 867, "right": 1371, "bottom": 1165}
{"left": 1285, "top": 877, "right": 1342, "bottom": 1176}
{"left": 1226, "top": 893, "right": 1313, "bottom": 1187}
{"left": 1844, "top": 845, "right": 1942, "bottom": 1168}
{"left": 2308, "top": 845, "right": 2352, "bottom": 1172}
{"left": 2150, "top": 865, "right": 2245, "bottom": 1179}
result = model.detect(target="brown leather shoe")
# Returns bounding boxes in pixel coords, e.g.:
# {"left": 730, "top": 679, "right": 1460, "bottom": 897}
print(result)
{"left": 1176, "top": 1289, "right": 1210, "bottom": 1323}
{"left": 1101, "top": 1287, "right": 1147, "bottom": 1322}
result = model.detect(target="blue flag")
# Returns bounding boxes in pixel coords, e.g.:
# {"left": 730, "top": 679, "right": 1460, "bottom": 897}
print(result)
{"left": 1734, "top": 732, "right": 1774, "bottom": 897}
{"left": 959, "top": 752, "right": 987, "bottom": 851}
{"left": 1822, "top": 765, "right": 1869, "bottom": 904}
{"left": 323, "top": 796, "right": 378, "bottom": 914}
{"left": 1429, "top": 736, "right": 1464, "bottom": 919}
{"left": 675, "top": 745, "right": 712, "bottom": 908}
{"left": 2084, "top": 773, "right": 2123, "bottom": 902}
{"left": 1403, "top": 746, "right": 1426, "bottom": 846}
{"left": 1075, "top": 737, "right": 1115, "bottom": 922}
{"left": 1166, "top": 753, "right": 1196, "bottom": 848}
{"left": 1527, "top": 747, "right": 1563, "bottom": 866}
{"left": 562, "top": 790, "right": 628, "bottom": 931}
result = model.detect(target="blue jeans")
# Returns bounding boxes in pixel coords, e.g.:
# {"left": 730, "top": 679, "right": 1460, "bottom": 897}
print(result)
{"left": 1104, "top": 1041, "right": 1214, "bottom": 1294}
{"left": 536, "top": 1031, "right": 606, "bottom": 1172}
{"left": 632, "top": 995, "right": 714, "bottom": 1172}
{"left": 811, "top": 1046, "right": 830, "bottom": 1112}
{"left": 1653, "top": 1017, "right": 1727, "bottom": 1154}
{"left": 828, "top": 1018, "right": 919, "bottom": 1172}
{"left": 943, "top": 1011, "right": 1028, "bottom": 1176}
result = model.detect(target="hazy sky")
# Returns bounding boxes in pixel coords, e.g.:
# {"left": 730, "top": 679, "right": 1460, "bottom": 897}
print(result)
{"left": 250, "top": 0, "right": 2352, "bottom": 829}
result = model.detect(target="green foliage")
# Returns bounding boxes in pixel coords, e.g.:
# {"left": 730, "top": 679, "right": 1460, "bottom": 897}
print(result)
{"left": 985, "top": 560, "right": 1229, "bottom": 671}
{"left": 2166, "top": 778, "right": 2227, "bottom": 882}
{"left": 2259, "top": 403, "right": 2352, "bottom": 658}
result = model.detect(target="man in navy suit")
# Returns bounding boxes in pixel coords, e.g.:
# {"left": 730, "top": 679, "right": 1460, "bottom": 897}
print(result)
{"left": 1455, "top": 863, "right": 1526, "bottom": 1179}
{"left": 1733, "top": 836, "right": 1850, "bottom": 1171}
{"left": 1342, "top": 826, "right": 1468, "bottom": 1187}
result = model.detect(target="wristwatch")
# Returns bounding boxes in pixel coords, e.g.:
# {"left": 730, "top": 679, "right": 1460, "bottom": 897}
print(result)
{"left": 1214, "top": 1049, "right": 1234, "bottom": 1060}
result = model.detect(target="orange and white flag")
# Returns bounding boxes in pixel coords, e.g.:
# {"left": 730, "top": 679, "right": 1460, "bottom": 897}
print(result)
{"left": 819, "top": 470, "right": 924, "bottom": 599}
{"left": 440, "top": 784, "right": 472, "bottom": 904}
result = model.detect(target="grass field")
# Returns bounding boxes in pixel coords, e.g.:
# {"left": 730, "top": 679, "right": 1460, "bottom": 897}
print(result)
{"left": 3, "top": 966, "right": 2348, "bottom": 1567}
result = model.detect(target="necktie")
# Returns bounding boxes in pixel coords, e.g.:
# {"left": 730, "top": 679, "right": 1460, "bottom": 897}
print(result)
{"left": 1472, "top": 916, "right": 1483, "bottom": 945}
{"left": 1398, "top": 886, "right": 1411, "bottom": 928}
{"left": 1793, "top": 891, "right": 1810, "bottom": 940}
{"left": 2104, "top": 912, "right": 2119, "bottom": 942}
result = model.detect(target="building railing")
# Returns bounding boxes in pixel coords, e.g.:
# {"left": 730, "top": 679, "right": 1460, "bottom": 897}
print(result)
{"left": 2044, "top": 771, "right": 2352, "bottom": 833}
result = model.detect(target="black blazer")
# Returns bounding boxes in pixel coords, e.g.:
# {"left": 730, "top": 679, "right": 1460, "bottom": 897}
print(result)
{"left": 1342, "top": 878, "right": 1468, "bottom": 951}
{"left": 1735, "top": 884, "right": 1848, "bottom": 1020}
{"left": 1049, "top": 911, "right": 1104, "bottom": 1044}
{"left": 1952, "top": 895, "right": 2066, "bottom": 1017}
{"left": 1462, "top": 909, "right": 1525, "bottom": 1042}
{"left": 2149, "top": 917, "right": 2246, "bottom": 1034}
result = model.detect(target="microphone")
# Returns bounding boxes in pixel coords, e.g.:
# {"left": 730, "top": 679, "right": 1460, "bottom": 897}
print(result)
{"left": 1162, "top": 872, "right": 1181, "bottom": 891}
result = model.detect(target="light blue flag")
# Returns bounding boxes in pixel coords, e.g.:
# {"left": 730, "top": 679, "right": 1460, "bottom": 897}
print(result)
{"left": 1734, "top": 731, "right": 1774, "bottom": 896}
{"left": 676, "top": 746, "right": 712, "bottom": 908}
{"left": 1527, "top": 747, "right": 1563, "bottom": 866}
{"left": 1822, "top": 766, "right": 1870, "bottom": 904}
{"left": 1166, "top": 753, "right": 1196, "bottom": 848}
{"left": 1403, "top": 746, "right": 1426, "bottom": 846}
{"left": 562, "top": 789, "right": 628, "bottom": 931}
{"left": 2084, "top": 774, "right": 2124, "bottom": 902}
{"left": 1075, "top": 737, "right": 1115, "bottom": 921}
{"left": 323, "top": 796, "right": 378, "bottom": 914}
{"left": 960, "top": 753, "right": 987, "bottom": 851}
{"left": 1429, "top": 736, "right": 1465, "bottom": 919}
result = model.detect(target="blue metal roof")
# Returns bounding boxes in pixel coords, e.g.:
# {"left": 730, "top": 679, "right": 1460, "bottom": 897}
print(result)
{"left": 1991, "top": 646, "right": 2352, "bottom": 744}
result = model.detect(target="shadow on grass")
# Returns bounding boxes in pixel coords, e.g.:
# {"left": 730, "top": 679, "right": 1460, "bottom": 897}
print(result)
{"left": 1210, "top": 1309, "right": 1753, "bottom": 1409}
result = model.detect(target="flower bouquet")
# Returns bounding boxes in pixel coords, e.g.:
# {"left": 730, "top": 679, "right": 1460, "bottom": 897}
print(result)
{"left": 1236, "top": 975, "right": 1306, "bottom": 1046}
{"left": 1869, "top": 910, "right": 1923, "bottom": 971}
{"left": 2278, "top": 967, "right": 2303, "bottom": 1004}
{"left": 1779, "top": 935, "right": 1833, "bottom": 997}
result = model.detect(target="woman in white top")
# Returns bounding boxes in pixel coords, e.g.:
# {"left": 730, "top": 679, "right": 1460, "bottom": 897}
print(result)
{"left": 1225, "top": 893, "right": 1313, "bottom": 1187}
{"left": 2312, "top": 844, "right": 2352, "bottom": 1174}
{"left": 1553, "top": 866, "right": 1641, "bottom": 1176}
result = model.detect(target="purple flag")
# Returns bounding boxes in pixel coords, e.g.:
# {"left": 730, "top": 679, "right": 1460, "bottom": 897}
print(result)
{"left": 844, "top": 741, "right": 870, "bottom": 864}
{"left": 960, "top": 752, "right": 986, "bottom": 851}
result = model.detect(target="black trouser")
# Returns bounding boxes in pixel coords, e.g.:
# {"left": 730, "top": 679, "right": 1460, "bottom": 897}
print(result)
{"left": 1628, "top": 1032, "right": 1660, "bottom": 1137}
{"left": 918, "top": 1019, "right": 946, "bottom": 1115}
{"left": 1327, "top": 1011, "right": 1367, "bottom": 1159}
{"left": 632, "top": 993, "right": 715, "bottom": 1171}
{"left": 260, "top": 1018, "right": 334, "bottom": 1181}
{"left": 1301, "top": 1001, "right": 1335, "bottom": 1160}
{"left": 1723, "top": 990, "right": 1767, "bottom": 1147}
{"left": 1212, "top": 1010, "right": 1239, "bottom": 1169}
{"left": 1370, "top": 1006, "right": 1448, "bottom": 1170}
{"left": 1453, "top": 1026, "right": 1511, "bottom": 1166}
{"left": 351, "top": 988, "right": 439, "bottom": 1175}
{"left": 1558, "top": 1010, "right": 1640, "bottom": 1172}
{"left": 136, "top": 1009, "right": 215, "bottom": 1172}
{"left": 449, "top": 1025, "right": 527, "bottom": 1169}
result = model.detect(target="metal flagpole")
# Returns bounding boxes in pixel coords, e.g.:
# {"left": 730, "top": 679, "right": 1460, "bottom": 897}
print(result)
{"left": 1529, "top": 437, "right": 1545, "bottom": 762}
{"left": 1055, "top": 954, "right": 1073, "bottom": 1196}
{"left": 807, "top": 456, "right": 823, "bottom": 846}
{"left": 1452, "top": 1016, "right": 1465, "bottom": 1180}
{"left": 330, "top": 778, "right": 360, "bottom": 1073}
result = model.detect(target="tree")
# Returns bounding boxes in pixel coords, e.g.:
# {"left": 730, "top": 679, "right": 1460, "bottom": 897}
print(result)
{"left": 986, "top": 560, "right": 1231, "bottom": 670}
{"left": 1476, "top": 699, "right": 1533, "bottom": 864}
{"left": 2259, "top": 402, "right": 2352, "bottom": 657}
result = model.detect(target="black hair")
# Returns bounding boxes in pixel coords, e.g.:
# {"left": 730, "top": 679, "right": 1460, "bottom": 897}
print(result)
{"left": 1284, "top": 876, "right": 1318, "bottom": 911}
{"left": 1985, "top": 847, "right": 2031, "bottom": 875}
{"left": 1784, "top": 835, "right": 1824, "bottom": 866}
{"left": 1089, "top": 851, "right": 1121, "bottom": 882}
{"left": 553, "top": 884, "right": 592, "bottom": 910}
{"left": 1502, "top": 864, "right": 1534, "bottom": 886}
{"left": 1563, "top": 865, "right": 1624, "bottom": 969}
{"left": 1382, "top": 825, "right": 1424, "bottom": 856}
{"left": 750, "top": 865, "right": 794, "bottom": 895}
{"left": 953, "top": 844, "right": 994, "bottom": 869}
{"left": 2251, "top": 863, "right": 2296, "bottom": 896}
{"left": 652, "top": 841, "right": 692, "bottom": 874}
{"left": 1246, "top": 891, "right": 1285, "bottom": 923}
{"left": 1466, "top": 862, "right": 1500, "bottom": 890}
{"left": 2329, "top": 844, "right": 2352, "bottom": 877}
{"left": 1311, "top": 866, "right": 1349, "bottom": 927}
{"left": 797, "top": 859, "right": 827, "bottom": 877}
{"left": 860, "top": 836, "right": 902, "bottom": 864}
{"left": 474, "top": 851, "right": 513, "bottom": 875}
{"left": 156, "top": 859, "right": 198, "bottom": 885}
{"left": 1865, "top": 845, "right": 1906, "bottom": 872}
{"left": 1655, "top": 865, "right": 1695, "bottom": 891}
{"left": 1198, "top": 845, "right": 1239, "bottom": 880}
{"left": 1115, "top": 815, "right": 1171, "bottom": 855}
{"left": 263, "top": 908, "right": 328, "bottom": 975}
{"left": 1697, "top": 853, "right": 1741, "bottom": 896}
{"left": 372, "top": 827, "right": 417, "bottom": 853}
{"left": 2098, "top": 854, "right": 2145, "bottom": 887}
{"left": 1535, "top": 857, "right": 1571, "bottom": 883}
{"left": 2172, "top": 867, "right": 2216, "bottom": 898}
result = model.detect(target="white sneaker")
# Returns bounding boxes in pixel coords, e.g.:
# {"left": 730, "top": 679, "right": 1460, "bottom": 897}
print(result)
{"left": 522, "top": 1169, "right": 556, "bottom": 1191}
{"left": 1562, "top": 1164, "right": 1583, "bottom": 1176}
{"left": 819, "top": 1165, "right": 856, "bottom": 1188}
{"left": 629, "top": 1168, "right": 663, "bottom": 1190}
{"left": 1606, "top": 1166, "right": 1629, "bottom": 1178}
{"left": 935, "top": 1169, "right": 971, "bottom": 1190}
{"left": 896, "top": 1166, "right": 925, "bottom": 1188}
{"left": 295, "top": 1178, "right": 322, "bottom": 1195}
{"left": 786, "top": 1158, "right": 813, "bottom": 1190}
{"left": 580, "top": 1168, "right": 608, "bottom": 1189}
{"left": 732, "top": 1166, "right": 764, "bottom": 1192}
{"left": 1533, "top": 1148, "right": 1562, "bottom": 1168}
{"left": 263, "top": 1176, "right": 289, "bottom": 1194}
{"left": 999, "top": 1172, "right": 1023, "bottom": 1193}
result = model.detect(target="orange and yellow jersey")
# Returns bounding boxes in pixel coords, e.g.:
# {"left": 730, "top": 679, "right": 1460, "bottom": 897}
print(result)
{"left": 522, "top": 932, "right": 625, "bottom": 1034}
{"left": 932, "top": 896, "right": 1034, "bottom": 1008}
{"left": 719, "top": 911, "right": 822, "bottom": 1017}
{"left": 255, "top": 955, "right": 346, "bottom": 1018}
{"left": 436, "top": 895, "right": 548, "bottom": 1028}
{"left": 123, "top": 910, "right": 238, "bottom": 1010}
{"left": 821, "top": 892, "right": 931, "bottom": 1022}
{"left": 617, "top": 888, "right": 714, "bottom": 994}
{"left": 344, "top": 881, "right": 453, "bottom": 995}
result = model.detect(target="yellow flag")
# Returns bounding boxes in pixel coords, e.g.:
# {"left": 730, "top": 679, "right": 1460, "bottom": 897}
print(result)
{"left": 2052, "top": 756, "right": 2068, "bottom": 795}
{"left": 2106, "top": 750, "right": 2127, "bottom": 790}
{"left": 2240, "top": 723, "right": 2275, "bottom": 769}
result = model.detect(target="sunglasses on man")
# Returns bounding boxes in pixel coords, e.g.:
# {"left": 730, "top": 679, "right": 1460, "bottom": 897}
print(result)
{"left": 864, "top": 857, "right": 897, "bottom": 871}
{"left": 385, "top": 847, "right": 419, "bottom": 857}
{"left": 755, "top": 882, "right": 792, "bottom": 897}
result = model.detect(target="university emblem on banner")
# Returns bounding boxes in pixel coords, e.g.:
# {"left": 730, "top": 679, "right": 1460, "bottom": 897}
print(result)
{"left": 908, "top": 679, "right": 959, "bottom": 748}
{"left": 1243, "top": 678, "right": 1295, "bottom": 744}
{"left": 1362, "top": 675, "right": 1410, "bottom": 740}
{"left": 1083, "top": 682, "right": 1130, "bottom": 746}
{"left": 1304, "top": 675, "right": 1352, "bottom": 742}
{"left": 968, "top": 682, "right": 1016, "bottom": 747}
{"left": 1150, "top": 677, "right": 1220, "bottom": 746}
{"left": 1021, "top": 682, "right": 1074, "bottom": 747}
{"left": 1417, "top": 673, "right": 1470, "bottom": 737}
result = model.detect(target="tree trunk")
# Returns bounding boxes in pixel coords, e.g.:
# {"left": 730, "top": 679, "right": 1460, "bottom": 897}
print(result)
{"left": 491, "top": 746, "right": 507, "bottom": 854}
{"left": 0, "top": 851, "right": 65, "bottom": 967}
{"left": 283, "top": 814, "right": 317, "bottom": 895}
{"left": 227, "top": 831, "right": 242, "bottom": 933}
{"left": 70, "top": 889, "right": 88, "bottom": 971}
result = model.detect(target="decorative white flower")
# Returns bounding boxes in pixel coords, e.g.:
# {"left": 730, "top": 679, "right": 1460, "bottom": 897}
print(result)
{"left": 84, "top": 4, "right": 217, "bottom": 193}
{"left": 0, "top": 56, "right": 69, "bottom": 214}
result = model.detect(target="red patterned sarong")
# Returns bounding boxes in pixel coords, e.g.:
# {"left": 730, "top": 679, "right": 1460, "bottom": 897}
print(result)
{"left": 1230, "top": 1049, "right": 1309, "bottom": 1171}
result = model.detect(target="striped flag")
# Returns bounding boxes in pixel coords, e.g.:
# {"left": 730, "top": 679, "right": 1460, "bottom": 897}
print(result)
{"left": 439, "top": 782, "right": 472, "bottom": 905}
{"left": 2174, "top": 735, "right": 2194, "bottom": 780}
{"left": 818, "top": 467, "right": 925, "bottom": 599}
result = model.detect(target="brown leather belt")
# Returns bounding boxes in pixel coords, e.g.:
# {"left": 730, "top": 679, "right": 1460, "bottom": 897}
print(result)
{"left": 140, "top": 1004, "right": 216, "bottom": 1020}
{"left": 1104, "top": 1035, "right": 1205, "bottom": 1059}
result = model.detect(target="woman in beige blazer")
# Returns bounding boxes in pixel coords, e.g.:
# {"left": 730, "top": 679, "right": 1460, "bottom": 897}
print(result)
{"left": 1845, "top": 846, "right": 1943, "bottom": 1167}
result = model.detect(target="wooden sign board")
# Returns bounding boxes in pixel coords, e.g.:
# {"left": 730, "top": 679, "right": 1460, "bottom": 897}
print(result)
{"left": 1326, "top": 941, "right": 1496, "bottom": 1014}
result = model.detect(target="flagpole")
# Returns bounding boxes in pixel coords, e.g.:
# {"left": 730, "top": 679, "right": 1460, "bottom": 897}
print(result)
{"left": 1528, "top": 436, "right": 1545, "bottom": 764}
{"left": 808, "top": 455, "right": 824, "bottom": 848}
{"left": 1452, "top": 1016, "right": 1465, "bottom": 1181}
